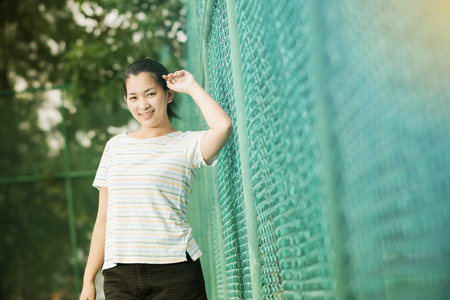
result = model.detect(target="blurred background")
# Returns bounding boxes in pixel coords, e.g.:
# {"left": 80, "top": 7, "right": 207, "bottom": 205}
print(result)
{"left": 0, "top": 0, "right": 186, "bottom": 298}
{"left": 1, "top": 0, "right": 450, "bottom": 299}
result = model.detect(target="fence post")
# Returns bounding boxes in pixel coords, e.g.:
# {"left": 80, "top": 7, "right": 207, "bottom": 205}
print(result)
{"left": 59, "top": 89, "right": 81, "bottom": 295}
{"left": 309, "top": 2, "right": 350, "bottom": 299}
{"left": 224, "top": 0, "right": 262, "bottom": 298}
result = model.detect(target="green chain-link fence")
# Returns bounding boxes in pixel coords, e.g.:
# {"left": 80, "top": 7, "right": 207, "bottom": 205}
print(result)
{"left": 183, "top": 0, "right": 450, "bottom": 299}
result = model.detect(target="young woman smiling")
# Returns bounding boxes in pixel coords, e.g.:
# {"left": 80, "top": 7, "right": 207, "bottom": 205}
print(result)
{"left": 79, "top": 58, "right": 232, "bottom": 300}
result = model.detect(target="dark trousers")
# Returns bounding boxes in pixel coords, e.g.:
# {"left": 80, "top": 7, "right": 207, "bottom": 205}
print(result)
{"left": 103, "top": 254, "right": 207, "bottom": 299}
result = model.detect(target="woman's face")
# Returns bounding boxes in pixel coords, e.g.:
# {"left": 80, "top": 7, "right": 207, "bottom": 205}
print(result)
{"left": 124, "top": 72, "right": 173, "bottom": 129}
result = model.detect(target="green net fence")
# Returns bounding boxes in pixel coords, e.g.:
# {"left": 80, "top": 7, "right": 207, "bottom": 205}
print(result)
{"left": 183, "top": 0, "right": 450, "bottom": 299}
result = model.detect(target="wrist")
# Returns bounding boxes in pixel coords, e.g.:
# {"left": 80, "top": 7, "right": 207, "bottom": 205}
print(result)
{"left": 83, "top": 274, "right": 96, "bottom": 285}
{"left": 186, "top": 82, "right": 204, "bottom": 97}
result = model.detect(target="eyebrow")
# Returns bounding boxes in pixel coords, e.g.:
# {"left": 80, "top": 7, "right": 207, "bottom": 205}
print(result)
{"left": 127, "top": 87, "right": 157, "bottom": 95}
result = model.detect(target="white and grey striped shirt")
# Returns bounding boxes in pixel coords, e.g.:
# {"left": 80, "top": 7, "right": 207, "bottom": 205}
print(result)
{"left": 93, "top": 130, "right": 217, "bottom": 270}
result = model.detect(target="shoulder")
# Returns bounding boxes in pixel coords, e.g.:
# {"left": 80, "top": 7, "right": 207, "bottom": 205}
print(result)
{"left": 107, "top": 132, "right": 127, "bottom": 144}
{"left": 103, "top": 132, "right": 127, "bottom": 150}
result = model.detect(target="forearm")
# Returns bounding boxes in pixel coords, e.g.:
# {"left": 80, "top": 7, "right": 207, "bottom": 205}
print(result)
{"left": 82, "top": 217, "right": 106, "bottom": 284}
{"left": 188, "top": 83, "right": 232, "bottom": 131}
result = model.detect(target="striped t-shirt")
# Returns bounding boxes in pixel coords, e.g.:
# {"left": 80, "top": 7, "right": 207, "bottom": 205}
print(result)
{"left": 93, "top": 130, "right": 217, "bottom": 270}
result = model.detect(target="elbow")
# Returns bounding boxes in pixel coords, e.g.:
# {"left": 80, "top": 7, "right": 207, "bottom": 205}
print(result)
{"left": 227, "top": 118, "right": 233, "bottom": 132}
{"left": 224, "top": 119, "right": 233, "bottom": 137}
{"left": 212, "top": 117, "right": 233, "bottom": 138}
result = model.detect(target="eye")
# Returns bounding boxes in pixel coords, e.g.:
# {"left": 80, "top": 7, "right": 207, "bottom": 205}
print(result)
{"left": 129, "top": 96, "right": 137, "bottom": 101}
{"left": 147, "top": 93, "right": 156, "bottom": 97}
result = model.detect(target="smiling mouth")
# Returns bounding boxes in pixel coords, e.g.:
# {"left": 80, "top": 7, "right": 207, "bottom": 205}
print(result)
{"left": 140, "top": 110, "right": 154, "bottom": 118}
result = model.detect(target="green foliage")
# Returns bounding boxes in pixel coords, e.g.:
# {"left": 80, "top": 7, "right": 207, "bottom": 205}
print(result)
{"left": 0, "top": 0, "right": 186, "bottom": 92}
{"left": 0, "top": 93, "right": 74, "bottom": 299}
{"left": 0, "top": 0, "right": 83, "bottom": 90}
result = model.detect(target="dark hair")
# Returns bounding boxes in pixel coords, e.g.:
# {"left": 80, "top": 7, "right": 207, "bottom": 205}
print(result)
{"left": 122, "top": 58, "right": 179, "bottom": 121}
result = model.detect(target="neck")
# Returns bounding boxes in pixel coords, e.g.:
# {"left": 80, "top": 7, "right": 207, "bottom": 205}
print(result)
{"left": 135, "top": 126, "right": 177, "bottom": 139}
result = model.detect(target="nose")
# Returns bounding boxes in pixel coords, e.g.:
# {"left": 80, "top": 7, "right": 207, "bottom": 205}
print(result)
{"left": 138, "top": 97, "right": 151, "bottom": 111}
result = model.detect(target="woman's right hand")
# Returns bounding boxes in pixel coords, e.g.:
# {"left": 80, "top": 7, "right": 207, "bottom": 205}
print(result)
{"left": 79, "top": 282, "right": 96, "bottom": 300}
{"left": 80, "top": 187, "right": 108, "bottom": 300}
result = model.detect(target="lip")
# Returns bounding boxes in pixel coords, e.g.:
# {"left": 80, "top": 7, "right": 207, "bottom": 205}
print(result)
{"left": 140, "top": 110, "right": 154, "bottom": 120}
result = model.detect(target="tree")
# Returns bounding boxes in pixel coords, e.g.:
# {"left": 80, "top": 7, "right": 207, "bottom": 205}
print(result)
{"left": 0, "top": 91, "right": 74, "bottom": 299}
{"left": 0, "top": 0, "right": 83, "bottom": 90}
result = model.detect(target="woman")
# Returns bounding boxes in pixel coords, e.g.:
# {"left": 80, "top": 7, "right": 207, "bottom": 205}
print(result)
{"left": 79, "top": 58, "right": 232, "bottom": 299}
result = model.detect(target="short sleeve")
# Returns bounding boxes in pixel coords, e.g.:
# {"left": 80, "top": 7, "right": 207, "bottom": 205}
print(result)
{"left": 182, "top": 131, "right": 218, "bottom": 168}
{"left": 92, "top": 141, "right": 110, "bottom": 189}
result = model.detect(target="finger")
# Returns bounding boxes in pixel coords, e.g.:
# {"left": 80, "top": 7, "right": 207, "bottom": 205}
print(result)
{"left": 165, "top": 74, "right": 176, "bottom": 83}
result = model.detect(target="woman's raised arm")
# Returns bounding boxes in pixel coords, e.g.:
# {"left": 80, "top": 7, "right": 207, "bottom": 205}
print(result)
{"left": 164, "top": 71, "right": 233, "bottom": 162}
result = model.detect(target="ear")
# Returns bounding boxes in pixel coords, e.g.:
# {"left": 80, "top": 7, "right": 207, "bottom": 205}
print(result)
{"left": 124, "top": 95, "right": 127, "bottom": 102}
{"left": 166, "top": 90, "right": 174, "bottom": 103}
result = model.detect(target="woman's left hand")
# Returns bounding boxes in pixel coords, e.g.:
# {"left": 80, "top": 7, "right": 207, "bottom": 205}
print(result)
{"left": 163, "top": 70, "right": 198, "bottom": 94}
